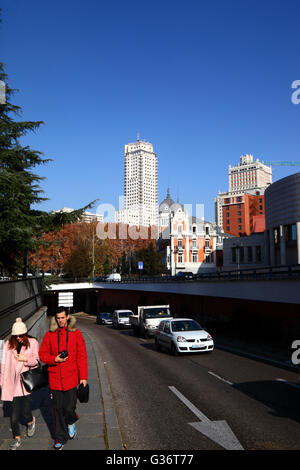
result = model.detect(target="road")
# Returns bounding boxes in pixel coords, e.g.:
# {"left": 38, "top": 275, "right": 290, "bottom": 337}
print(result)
{"left": 78, "top": 315, "right": 300, "bottom": 450}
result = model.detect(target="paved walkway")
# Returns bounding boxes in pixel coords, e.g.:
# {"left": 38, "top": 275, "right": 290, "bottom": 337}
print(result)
{"left": 0, "top": 324, "right": 123, "bottom": 451}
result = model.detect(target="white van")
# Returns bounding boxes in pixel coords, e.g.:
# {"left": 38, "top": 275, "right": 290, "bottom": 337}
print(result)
{"left": 112, "top": 310, "right": 133, "bottom": 329}
{"left": 106, "top": 273, "right": 121, "bottom": 282}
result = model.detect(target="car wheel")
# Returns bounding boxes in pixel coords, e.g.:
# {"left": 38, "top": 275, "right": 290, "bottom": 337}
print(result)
{"left": 171, "top": 342, "right": 179, "bottom": 356}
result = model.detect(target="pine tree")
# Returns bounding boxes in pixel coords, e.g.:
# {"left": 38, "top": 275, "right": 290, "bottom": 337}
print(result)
{"left": 0, "top": 61, "right": 95, "bottom": 275}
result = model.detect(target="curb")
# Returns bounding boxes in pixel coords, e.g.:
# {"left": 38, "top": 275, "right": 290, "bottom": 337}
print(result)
{"left": 84, "top": 330, "right": 124, "bottom": 451}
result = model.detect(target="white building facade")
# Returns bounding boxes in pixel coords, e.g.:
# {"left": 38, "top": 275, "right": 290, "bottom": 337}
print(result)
{"left": 54, "top": 207, "right": 103, "bottom": 223}
{"left": 157, "top": 190, "right": 229, "bottom": 275}
{"left": 115, "top": 138, "right": 158, "bottom": 227}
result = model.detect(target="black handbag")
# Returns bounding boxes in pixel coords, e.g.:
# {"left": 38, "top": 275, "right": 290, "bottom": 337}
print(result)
{"left": 21, "top": 362, "right": 49, "bottom": 393}
{"left": 77, "top": 382, "right": 89, "bottom": 403}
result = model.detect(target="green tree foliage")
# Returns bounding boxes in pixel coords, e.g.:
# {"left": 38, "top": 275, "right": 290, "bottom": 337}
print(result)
{"left": 134, "top": 242, "right": 166, "bottom": 276}
{"left": 0, "top": 61, "right": 94, "bottom": 274}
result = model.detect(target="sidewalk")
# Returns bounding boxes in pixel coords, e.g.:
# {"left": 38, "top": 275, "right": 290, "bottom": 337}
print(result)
{"left": 0, "top": 327, "right": 123, "bottom": 451}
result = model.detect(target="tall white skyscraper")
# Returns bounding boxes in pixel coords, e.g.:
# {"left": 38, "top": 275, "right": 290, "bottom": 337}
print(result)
{"left": 115, "top": 137, "right": 158, "bottom": 227}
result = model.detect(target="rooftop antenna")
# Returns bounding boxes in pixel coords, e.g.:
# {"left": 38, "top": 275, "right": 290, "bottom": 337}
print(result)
{"left": 137, "top": 132, "right": 140, "bottom": 141}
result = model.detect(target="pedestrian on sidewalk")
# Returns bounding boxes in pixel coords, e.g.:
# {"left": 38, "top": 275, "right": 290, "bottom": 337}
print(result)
{"left": 0, "top": 318, "right": 39, "bottom": 450}
{"left": 39, "top": 308, "right": 88, "bottom": 450}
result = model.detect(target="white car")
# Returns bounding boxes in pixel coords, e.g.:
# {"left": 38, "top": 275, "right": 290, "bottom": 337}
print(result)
{"left": 106, "top": 273, "right": 121, "bottom": 282}
{"left": 112, "top": 310, "right": 133, "bottom": 329}
{"left": 155, "top": 318, "right": 214, "bottom": 356}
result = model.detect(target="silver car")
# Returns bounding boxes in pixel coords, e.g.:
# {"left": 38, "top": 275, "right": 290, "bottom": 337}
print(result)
{"left": 155, "top": 318, "right": 214, "bottom": 356}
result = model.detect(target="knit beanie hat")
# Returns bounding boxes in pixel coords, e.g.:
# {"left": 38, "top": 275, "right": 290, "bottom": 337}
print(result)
{"left": 11, "top": 317, "right": 27, "bottom": 336}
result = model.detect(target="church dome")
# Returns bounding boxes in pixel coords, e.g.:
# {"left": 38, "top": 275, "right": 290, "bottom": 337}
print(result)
{"left": 159, "top": 188, "right": 175, "bottom": 213}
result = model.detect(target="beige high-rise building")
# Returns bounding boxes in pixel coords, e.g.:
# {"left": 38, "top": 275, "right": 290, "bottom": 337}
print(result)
{"left": 115, "top": 137, "right": 158, "bottom": 227}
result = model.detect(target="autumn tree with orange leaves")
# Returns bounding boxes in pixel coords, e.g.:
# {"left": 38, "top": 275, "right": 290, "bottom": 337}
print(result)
{"left": 29, "top": 222, "right": 160, "bottom": 277}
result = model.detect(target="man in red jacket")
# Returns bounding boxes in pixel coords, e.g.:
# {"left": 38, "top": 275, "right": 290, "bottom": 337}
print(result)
{"left": 39, "top": 308, "right": 88, "bottom": 450}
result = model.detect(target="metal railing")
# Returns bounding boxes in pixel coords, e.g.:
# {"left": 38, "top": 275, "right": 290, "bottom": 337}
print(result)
{"left": 45, "top": 264, "right": 300, "bottom": 286}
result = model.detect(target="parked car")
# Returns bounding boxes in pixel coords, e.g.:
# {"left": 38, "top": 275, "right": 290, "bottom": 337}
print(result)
{"left": 106, "top": 273, "right": 121, "bottom": 282}
{"left": 155, "top": 318, "right": 214, "bottom": 356}
{"left": 174, "top": 271, "right": 194, "bottom": 280}
{"left": 96, "top": 312, "right": 113, "bottom": 325}
{"left": 112, "top": 310, "right": 133, "bottom": 329}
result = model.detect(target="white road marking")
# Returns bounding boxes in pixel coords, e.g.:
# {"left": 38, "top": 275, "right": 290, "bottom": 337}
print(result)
{"left": 276, "top": 378, "right": 300, "bottom": 390}
{"left": 168, "top": 386, "right": 244, "bottom": 450}
{"left": 208, "top": 371, "right": 233, "bottom": 385}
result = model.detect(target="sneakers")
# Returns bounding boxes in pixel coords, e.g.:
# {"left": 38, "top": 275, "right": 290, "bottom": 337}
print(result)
{"left": 53, "top": 440, "right": 64, "bottom": 450}
{"left": 27, "top": 416, "right": 36, "bottom": 437}
{"left": 68, "top": 423, "right": 77, "bottom": 439}
{"left": 9, "top": 438, "right": 21, "bottom": 450}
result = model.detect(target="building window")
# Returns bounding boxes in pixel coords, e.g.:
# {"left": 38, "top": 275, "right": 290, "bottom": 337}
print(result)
{"left": 232, "top": 247, "right": 236, "bottom": 263}
{"left": 286, "top": 224, "right": 297, "bottom": 242}
{"left": 178, "top": 254, "right": 183, "bottom": 263}
{"left": 178, "top": 224, "right": 182, "bottom": 234}
{"left": 192, "top": 240, "right": 197, "bottom": 248}
{"left": 274, "top": 228, "right": 279, "bottom": 245}
{"left": 226, "top": 226, "right": 230, "bottom": 232}
{"left": 256, "top": 246, "right": 262, "bottom": 262}
{"left": 248, "top": 246, "right": 252, "bottom": 262}
{"left": 192, "top": 254, "right": 197, "bottom": 263}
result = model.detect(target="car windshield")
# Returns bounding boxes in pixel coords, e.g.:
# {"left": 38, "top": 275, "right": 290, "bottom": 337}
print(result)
{"left": 119, "top": 312, "right": 131, "bottom": 318}
{"left": 171, "top": 320, "right": 202, "bottom": 332}
{"left": 101, "top": 313, "right": 112, "bottom": 318}
{"left": 144, "top": 308, "right": 171, "bottom": 319}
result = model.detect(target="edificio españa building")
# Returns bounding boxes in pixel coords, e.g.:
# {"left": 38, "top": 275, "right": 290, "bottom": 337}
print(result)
{"left": 115, "top": 137, "right": 158, "bottom": 227}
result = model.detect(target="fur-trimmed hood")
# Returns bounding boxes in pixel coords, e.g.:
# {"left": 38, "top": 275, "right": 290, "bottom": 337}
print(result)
{"left": 49, "top": 314, "right": 77, "bottom": 333}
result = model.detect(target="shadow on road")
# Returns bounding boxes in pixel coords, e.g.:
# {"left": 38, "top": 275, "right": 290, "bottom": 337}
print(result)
{"left": 2, "top": 386, "right": 54, "bottom": 438}
{"left": 233, "top": 380, "right": 300, "bottom": 424}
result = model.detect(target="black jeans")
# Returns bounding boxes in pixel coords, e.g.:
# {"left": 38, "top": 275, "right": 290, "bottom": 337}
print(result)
{"left": 10, "top": 395, "right": 33, "bottom": 438}
{"left": 50, "top": 388, "right": 78, "bottom": 444}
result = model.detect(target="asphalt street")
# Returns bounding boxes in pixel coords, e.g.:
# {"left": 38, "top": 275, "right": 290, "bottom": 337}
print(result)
{"left": 79, "top": 314, "right": 300, "bottom": 451}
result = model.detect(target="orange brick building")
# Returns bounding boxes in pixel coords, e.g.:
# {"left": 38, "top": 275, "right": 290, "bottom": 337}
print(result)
{"left": 222, "top": 193, "right": 265, "bottom": 236}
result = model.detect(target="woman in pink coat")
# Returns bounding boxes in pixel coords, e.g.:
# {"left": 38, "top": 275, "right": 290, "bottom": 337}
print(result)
{"left": 0, "top": 318, "right": 39, "bottom": 450}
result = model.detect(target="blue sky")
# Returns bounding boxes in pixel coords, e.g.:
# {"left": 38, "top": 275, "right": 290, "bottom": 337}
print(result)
{"left": 1, "top": 0, "right": 300, "bottom": 222}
